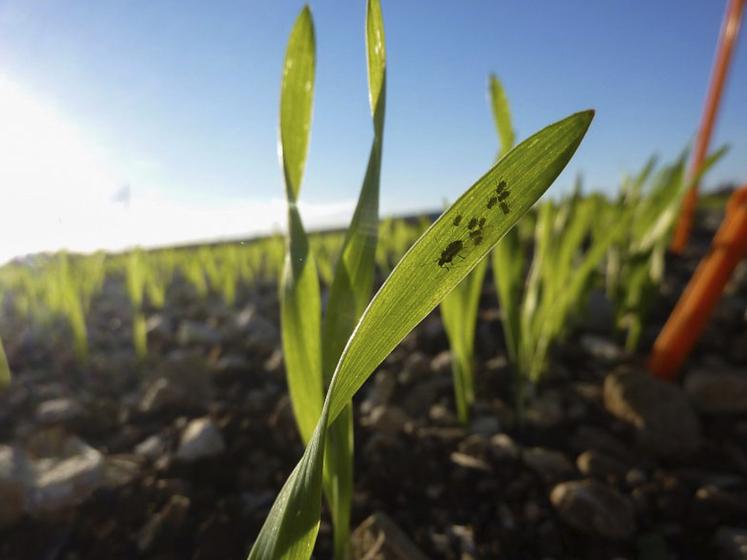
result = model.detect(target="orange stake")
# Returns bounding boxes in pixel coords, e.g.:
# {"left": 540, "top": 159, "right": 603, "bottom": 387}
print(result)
{"left": 650, "top": 185, "right": 747, "bottom": 380}
{"left": 671, "top": 0, "right": 745, "bottom": 254}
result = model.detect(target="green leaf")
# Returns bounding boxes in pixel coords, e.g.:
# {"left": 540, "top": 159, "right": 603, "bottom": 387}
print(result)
{"left": 280, "top": 6, "right": 315, "bottom": 202}
{"left": 249, "top": 110, "right": 593, "bottom": 560}
{"left": 327, "top": 109, "right": 594, "bottom": 424}
{"left": 279, "top": 7, "right": 323, "bottom": 445}
{"left": 489, "top": 74, "right": 515, "bottom": 158}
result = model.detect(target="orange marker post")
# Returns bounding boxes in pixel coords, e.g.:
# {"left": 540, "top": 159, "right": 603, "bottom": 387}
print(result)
{"left": 650, "top": 185, "right": 747, "bottom": 379}
{"left": 671, "top": 0, "right": 745, "bottom": 254}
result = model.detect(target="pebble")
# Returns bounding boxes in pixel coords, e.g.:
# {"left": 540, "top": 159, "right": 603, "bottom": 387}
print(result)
{"left": 175, "top": 418, "right": 226, "bottom": 462}
{"left": 604, "top": 367, "right": 701, "bottom": 457}
{"left": 550, "top": 479, "right": 635, "bottom": 539}
{"left": 684, "top": 369, "right": 747, "bottom": 414}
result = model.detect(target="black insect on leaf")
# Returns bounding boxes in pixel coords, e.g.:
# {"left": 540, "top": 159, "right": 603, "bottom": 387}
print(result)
{"left": 469, "top": 229, "right": 482, "bottom": 239}
{"left": 437, "top": 239, "right": 465, "bottom": 269}
{"left": 496, "top": 180, "right": 508, "bottom": 194}
{"left": 499, "top": 201, "right": 510, "bottom": 215}
{"left": 453, "top": 214, "right": 463, "bottom": 226}
{"left": 487, "top": 196, "right": 497, "bottom": 209}
{"left": 467, "top": 217, "right": 478, "bottom": 230}
{"left": 478, "top": 217, "right": 486, "bottom": 228}
{"left": 473, "top": 235, "right": 483, "bottom": 246}
{"left": 498, "top": 190, "right": 510, "bottom": 201}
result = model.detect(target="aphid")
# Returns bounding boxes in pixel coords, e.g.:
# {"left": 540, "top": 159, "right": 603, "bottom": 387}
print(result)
{"left": 473, "top": 235, "right": 483, "bottom": 246}
{"left": 499, "top": 201, "right": 510, "bottom": 215}
{"left": 496, "top": 180, "right": 508, "bottom": 194}
{"left": 487, "top": 196, "right": 498, "bottom": 209}
{"left": 453, "top": 214, "right": 463, "bottom": 226}
{"left": 478, "top": 217, "right": 486, "bottom": 228}
{"left": 437, "top": 240, "right": 464, "bottom": 269}
{"left": 498, "top": 190, "right": 510, "bottom": 201}
{"left": 469, "top": 229, "right": 482, "bottom": 239}
{"left": 467, "top": 217, "right": 478, "bottom": 230}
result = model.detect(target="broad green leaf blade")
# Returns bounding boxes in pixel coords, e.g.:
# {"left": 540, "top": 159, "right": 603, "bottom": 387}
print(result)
{"left": 247, "top": 405, "right": 328, "bottom": 560}
{"left": 489, "top": 74, "right": 515, "bottom": 158}
{"left": 328, "top": 110, "right": 594, "bottom": 422}
{"left": 0, "top": 337, "right": 10, "bottom": 391}
{"left": 282, "top": 207, "right": 323, "bottom": 444}
{"left": 280, "top": 6, "right": 315, "bottom": 202}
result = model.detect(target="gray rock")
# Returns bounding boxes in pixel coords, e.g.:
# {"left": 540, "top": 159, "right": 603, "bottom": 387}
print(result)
{"left": 26, "top": 433, "right": 105, "bottom": 515}
{"left": 430, "top": 351, "right": 452, "bottom": 375}
{"left": 685, "top": 369, "right": 747, "bottom": 414}
{"left": 489, "top": 433, "right": 520, "bottom": 462}
{"left": 550, "top": 479, "right": 635, "bottom": 539}
{"left": 581, "top": 335, "right": 624, "bottom": 362}
{"left": 0, "top": 445, "right": 27, "bottom": 527}
{"left": 523, "top": 447, "right": 575, "bottom": 483}
{"left": 603, "top": 367, "right": 701, "bottom": 457}
{"left": 36, "top": 398, "right": 84, "bottom": 425}
{"left": 576, "top": 450, "right": 627, "bottom": 479}
{"left": 235, "top": 305, "right": 279, "bottom": 353}
{"left": 713, "top": 527, "right": 747, "bottom": 560}
{"left": 450, "top": 452, "right": 491, "bottom": 472}
{"left": 134, "top": 434, "right": 168, "bottom": 460}
{"left": 176, "top": 418, "right": 225, "bottom": 461}
{"left": 351, "top": 511, "right": 428, "bottom": 560}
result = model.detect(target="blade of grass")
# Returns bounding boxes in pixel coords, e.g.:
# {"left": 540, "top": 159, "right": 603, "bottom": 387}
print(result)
{"left": 248, "top": 110, "right": 594, "bottom": 560}
{"left": 279, "top": 6, "right": 324, "bottom": 444}
{"left": 0, "top": 337, "right": 10, "bottom": 391}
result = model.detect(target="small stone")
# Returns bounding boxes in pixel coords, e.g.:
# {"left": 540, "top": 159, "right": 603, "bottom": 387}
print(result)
{"left": 430, "top": 351, "right": 451, "bottom": 375}
{"left": 576, "top": 450, "right": 627, "bottom": 479}
{"left": 175, "top": 418, "right": 225, "bottom": 462}
{"left": 581, "top": 334, "right": 624, "bottom": 362}
{"left": 523, "top": 447, "right": 575, "bottom": 483}
{"left": 550, "top": 479, "right": 635, "bottom": 540}
{"left": 398, "top": 352, "right": 431, "bottom": 385}
{"left": 684, "top": 369, "right": 747, "bottom": 414}
{"left": 524, "top": 390, "right": 565, "bottom": 429}
{"left": 625, "top": 468, "right": 647, "bottom": 487}
{"left": 604, "top": 367, "right": 701, "bottom": 457}
{"left": 450, "top": 452, "right": 491, "bottom": 472}
{"left": 26, "top": 434, "right": 105, "bottom": 515}
{"left": 36, "top": 398, "right": 84, "bottom": 425}
{"left": 135, "top": 434, "right": 168, "bottom": 460}
{"left": 360, "top": 371, "right": 397, "bottom": 415}
{"left": 351, "top": 512, "right": 428, "bottom": 560}
{"left": 489, "top": 433, "right": 520, "bottom": 462}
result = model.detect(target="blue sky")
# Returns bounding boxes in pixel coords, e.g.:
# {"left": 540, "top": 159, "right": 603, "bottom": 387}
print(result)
{"left": 0, "top": 1, "right": 745, "bottom": 261}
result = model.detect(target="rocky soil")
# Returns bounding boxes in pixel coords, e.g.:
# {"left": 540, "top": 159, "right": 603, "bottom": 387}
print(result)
{"left": 1, "top": 209, "right": 746, "bottom": 559}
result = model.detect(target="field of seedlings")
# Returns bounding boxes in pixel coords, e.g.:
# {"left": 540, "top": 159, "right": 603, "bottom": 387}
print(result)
{"left": 2, "top": 1, "right": 746, "bottom": 559}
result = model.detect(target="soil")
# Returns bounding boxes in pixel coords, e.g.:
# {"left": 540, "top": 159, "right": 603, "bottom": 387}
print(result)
{"left": 1, "top": 205, "right": 746, "bottom": 560}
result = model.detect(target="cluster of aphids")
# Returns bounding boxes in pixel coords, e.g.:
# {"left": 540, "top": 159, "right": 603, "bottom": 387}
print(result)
{"left": 487, "top": 180, "right": 511, "bottom": 214}
{"left": 437, "top": 179, "right": 511, "bottom": 269}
